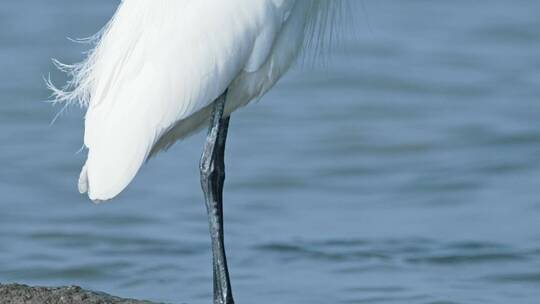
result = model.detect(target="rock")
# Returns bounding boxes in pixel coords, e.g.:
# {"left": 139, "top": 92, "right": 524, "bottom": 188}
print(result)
{"left": 0, "top": 283, "right": 160, "bottom": 304}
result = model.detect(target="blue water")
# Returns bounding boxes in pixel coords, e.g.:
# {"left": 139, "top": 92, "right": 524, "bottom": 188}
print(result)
{"left": 1, "top": 1, "right": 540, "bottom": 303}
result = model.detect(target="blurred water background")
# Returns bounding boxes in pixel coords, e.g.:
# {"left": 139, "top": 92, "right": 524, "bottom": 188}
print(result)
{"left": 1, "top": 1, "right": 540, "bottom": 303}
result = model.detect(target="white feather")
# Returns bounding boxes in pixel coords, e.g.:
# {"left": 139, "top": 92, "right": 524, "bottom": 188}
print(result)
{"left": 50, "top": 0, "right": 347, "bottom": 202}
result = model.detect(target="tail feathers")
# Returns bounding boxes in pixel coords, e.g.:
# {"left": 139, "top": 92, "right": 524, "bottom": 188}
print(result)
{"left": 78, "top": 163, "right": 89, "bottom": 194}
{"left": 78, "top": 162, "right": 110, "bottom": 204}
{"left": 78, "top": 141, "right": 148, "bottom": 203}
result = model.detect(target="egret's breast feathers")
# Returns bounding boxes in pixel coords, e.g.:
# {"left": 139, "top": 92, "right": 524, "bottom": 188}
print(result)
{"left": 50, "top": 0, "right": 347, "bottom": 201}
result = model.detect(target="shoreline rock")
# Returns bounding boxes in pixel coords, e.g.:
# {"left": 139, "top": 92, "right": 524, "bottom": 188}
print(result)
{"left": 0, "top": 284, "right": 160, "bottom": 304}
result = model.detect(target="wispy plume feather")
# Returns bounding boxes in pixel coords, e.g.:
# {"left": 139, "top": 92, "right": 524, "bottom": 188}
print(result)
{"left": 46, "top": 19, "right": 115, "bottom": 109}
{"left": 302, "top": 0, "right": 355, "bottom": 66}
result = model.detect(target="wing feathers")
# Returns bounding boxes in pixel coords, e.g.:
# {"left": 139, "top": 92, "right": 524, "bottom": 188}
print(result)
{"left": 76, "top": 0, "right": 294, "bottom": 201}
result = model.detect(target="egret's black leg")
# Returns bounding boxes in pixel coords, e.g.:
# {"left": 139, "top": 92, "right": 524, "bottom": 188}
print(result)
{"left": 200, "top": 91, "right": 234, "bottom": 304}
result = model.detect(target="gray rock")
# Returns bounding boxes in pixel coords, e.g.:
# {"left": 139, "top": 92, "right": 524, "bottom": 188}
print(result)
{"left": 0, "top": 284, "right": 161, "bottom": 304}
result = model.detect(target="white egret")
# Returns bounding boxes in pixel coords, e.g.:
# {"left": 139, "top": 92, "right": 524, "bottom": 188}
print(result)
{"left": 51, "top": 1, "right": 348, "bottom": 303}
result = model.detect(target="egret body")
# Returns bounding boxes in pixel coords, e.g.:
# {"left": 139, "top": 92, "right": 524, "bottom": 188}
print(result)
{"left": 52, "top": 1, "right": 347, "bottom": 303}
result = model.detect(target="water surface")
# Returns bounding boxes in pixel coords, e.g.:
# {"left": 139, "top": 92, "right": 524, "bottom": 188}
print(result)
{"left": 1, "top": 1, "right": 540, "bottom": 303}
